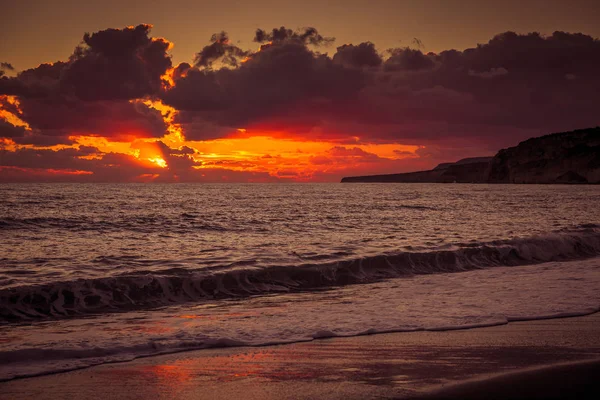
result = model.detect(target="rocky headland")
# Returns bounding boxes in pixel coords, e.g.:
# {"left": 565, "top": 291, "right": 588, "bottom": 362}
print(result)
{"left": 341, "top": 127, "right": 600, "bottom": 184}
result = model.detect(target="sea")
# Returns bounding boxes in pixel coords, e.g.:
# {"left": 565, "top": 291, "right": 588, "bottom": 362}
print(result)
{"left": 1, "top": 183, "right": 599, "bottom": 381}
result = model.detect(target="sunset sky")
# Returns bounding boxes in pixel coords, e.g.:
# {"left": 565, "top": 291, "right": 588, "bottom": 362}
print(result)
{"left": 1, "top": 0, "right": 599, "bottom": 182}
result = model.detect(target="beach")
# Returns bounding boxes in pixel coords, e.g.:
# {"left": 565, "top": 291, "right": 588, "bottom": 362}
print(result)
{"left": 3, "top": 4, "right": 600, "bottom": 399}
{"left": 2, "top": 313, "right": 599, "bottom": 399}
{"left": 2, "top": 184, "right": 600, "bottom": 398}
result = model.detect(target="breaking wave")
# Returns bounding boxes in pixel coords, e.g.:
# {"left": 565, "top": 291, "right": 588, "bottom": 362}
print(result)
{"left": 2, "top": 224, "right": 600, "bottom": 322}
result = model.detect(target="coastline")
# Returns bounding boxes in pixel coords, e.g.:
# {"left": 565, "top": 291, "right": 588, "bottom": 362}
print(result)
{"left": 2, "top": 312, "right": 599, "bottom": 399}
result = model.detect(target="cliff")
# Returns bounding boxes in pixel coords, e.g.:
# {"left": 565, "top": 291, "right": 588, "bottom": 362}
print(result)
{"left": 341, "top": 127, "right": 600, "bottom": 184}
{"left": 340, "top": 157, "right": 492, "bottom": 183}
{"left": 487, "top": 127, "right": 600, "bottom": 184}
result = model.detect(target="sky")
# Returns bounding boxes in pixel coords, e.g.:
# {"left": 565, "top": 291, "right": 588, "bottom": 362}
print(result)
{"left": 1, "top": 0, "right": 599, "bottom": 182}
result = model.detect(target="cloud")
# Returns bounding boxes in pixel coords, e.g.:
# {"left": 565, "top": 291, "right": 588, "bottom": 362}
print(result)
{"left": 333, "top": 42, "right": 382, "bottom": 68}
{"left": 2, "top": 26, "right": 600, "bottom": 181}
{"left": 13, "top": 98, "right": 167, "bottom": 140}
{"left": 194, "top": 32, "right": 249, "bottom": 69}
{"left": 0, "top": 144, "right": 279, "bottom": 183}
{"left": 12, "top": 133, "right": 75, "bottom": 146}
{"left": 0, "top": 25, "right": 172, "bottom": 143}
{"left": 254, "top": 27, "right": 334, "bottom": 46}
{"left": 327, "top": 146, "right": 383, "bottom": 160}
{"left": 161, "top": 29, "right": 600, "bottom": 148}
{"left": 384, "top": 48, "right": 435, "bottom": 71}
{"left": 2, "top": 25, "right": 171, "bottom": 101}
{"left": 64, "top": 24, "right": 172, "bottom": 101}
{"left": 0, "top": 62, "right": 66, "bottom": 98}
{"left": 0, "top": 141, "right": 201, "bottom": 182}
{"left": 0, "top": 147, "right": 96, "bottom": 170}
{"left": 468, "top": 67, "right": 509, "bottom": 78}
{"left": 0, "top": 63, "right": 14, "bottom": 78}
{"left": 0, "top": 120, "right": 26, "bottom": 138}
{"left": 8, "top": 27, "right": 600, "bottom": 149}
{"left": 163, "top": 35, "right": 366, "bottom": 137}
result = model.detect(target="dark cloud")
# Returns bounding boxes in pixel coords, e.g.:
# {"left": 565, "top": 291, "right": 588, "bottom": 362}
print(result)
{"left": 468, "top": 67, "right": 508, "bottom": 78}
{"left": 0, "top": 76, "right": 27, "bottom": 95}
{"left": 0, "top": 62, "right": 66, "bottom": 98}
{"left": 0, "top": 144, "right": 279, "bottom": 183}
{"left": 384, "top": 48, "right": 435, "bottom": 71}
{"left": 254, "top": 27, "right": 334, "bottom": 46}
{"left": 7, "top": 26, "right": 599, "bottom": 149}
{"left": 172, "top": 111, "right": 237, "bottom": 141}
{"left": 12, "top": 133, "right": 75, "bottom": 146}
{"left": 333, "top": 42, "right": 382, "bottom": 68}
{"left": 152, "top": 140, "right": 201, "bottom": 171}
{"left": 2, "top": 27, "right": 600, "bottom": 181}
{"left": 0, "top": 120, "right": 26, "bottom": 138}
{"left": 327, "top": 146, "right": 383, "bottom": 160}
{"left": 155, "top": 141, "right": 196, "bottom": 155}
{"left": 163, "top": 37, "right": 366, "bottom": 139}
{"left": 63, "top": 24, "right": 172, "bottom": 100}
{"left": 15, "top": 98, "right": 167, "bottom": 140}
{"left": 1, "top": 25, "right": 171, "bottom": 101}
{"left": 0, "top": 25, "right": 171, "bottom": 143}
{"left": 457, "top": 31, "right": 599, "bottom": 75}
{"left": 194, "top": 32, "right": 249, "bottom": 69}
{"left": 172, "top": 62, "right": 191, "bottom": 80}
{"left": 0, "top": 147, "right": 94, "bottom": 170}
{"left": 164, "top": 29, "right": 600, "bottom": 147}
{"left": 0, "top": 63, "right": 15, "bottom": 78}
{"left": 245, "top": 30, "right": 600, "bottom": 147}
{"left": 0, "top": 145, "right": 160, "bottom": 181}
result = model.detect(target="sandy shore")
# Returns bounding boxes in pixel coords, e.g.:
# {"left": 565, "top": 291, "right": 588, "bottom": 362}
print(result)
{"left": 2, "top": 313, "right": 599, "bottom": 400}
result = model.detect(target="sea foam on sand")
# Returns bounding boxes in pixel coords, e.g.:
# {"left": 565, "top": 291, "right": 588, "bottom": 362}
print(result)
{"left": 2, "top": 313, "right": 600, "bottom": 400}
{"left": 1, "top": 256, "right": 599, "bottom": 381}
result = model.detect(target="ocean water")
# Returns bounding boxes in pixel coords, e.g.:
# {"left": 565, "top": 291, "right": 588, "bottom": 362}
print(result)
{"left": 1, "top": 183, "right": 599, "bottom": 380}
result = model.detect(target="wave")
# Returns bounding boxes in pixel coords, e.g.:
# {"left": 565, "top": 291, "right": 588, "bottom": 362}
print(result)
{"left": 1, "top": 308, "right": 599, "bottom": 382}
{"left": 0, "top": 204, "right": 438, "bottom": 233}
{"left": 0, "top": 336, "right": 248, "bottom": 382}
{"left": 2, "top": 224, "right": 600, "bottom": 322}
{"left": 0, "top": 215, "right": 231, "bottom": 233}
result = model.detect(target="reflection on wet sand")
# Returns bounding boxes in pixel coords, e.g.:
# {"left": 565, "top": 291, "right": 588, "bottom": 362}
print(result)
{"left": 3, "top": 314, "right": 600, "bottom": 400}
{"left": 95, "top": 315, "right": 600, "bottom": 398}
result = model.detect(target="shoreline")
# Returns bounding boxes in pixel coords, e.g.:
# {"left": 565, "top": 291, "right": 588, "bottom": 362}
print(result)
{"left": 2, "top": 312, "right": 600, "bottom": 399}
{"left": 2, "top": 308, "right": 599, "bottom": 383}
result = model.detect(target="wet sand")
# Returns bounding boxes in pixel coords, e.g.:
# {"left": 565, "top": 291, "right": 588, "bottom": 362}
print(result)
{"left": 2, "top": 313, "right": 599, "bottom": 400}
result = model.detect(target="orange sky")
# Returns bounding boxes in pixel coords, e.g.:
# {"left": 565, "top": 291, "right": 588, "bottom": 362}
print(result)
{"left": 2, "top": 3, "right": 598, "bottom": 182}
{"left": 0, "top": 95, "right": 426, "bottom": 182}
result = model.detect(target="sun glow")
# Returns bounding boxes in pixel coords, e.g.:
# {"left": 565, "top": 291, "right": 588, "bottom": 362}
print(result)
{"left": 0, "top": 95, "right": 31, "bottom": 130}
{"left": 184, "top": 135, "right": 420, "bottom": 180}
{"left": 141, "top": 99, "right": 185, "bottom": 146}
{"left": 2, "top": 93, "right": 421, "bottom": 180}
{"left": 241, "top": 41, "right": 273, "bottom": 63}
{"left": 130, "top": 140, "right": 169, "bottom": 168}
{"left": 147, "top": 157, "right": 167, "bottom": 168}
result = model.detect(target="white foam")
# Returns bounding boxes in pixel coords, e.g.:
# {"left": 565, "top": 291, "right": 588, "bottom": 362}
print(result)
{"left": 1, "top": 256, "right": 599, "bottom": 381}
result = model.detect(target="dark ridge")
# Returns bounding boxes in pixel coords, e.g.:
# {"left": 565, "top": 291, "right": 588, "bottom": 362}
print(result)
{"left": 341, "top": 158, "right": 492, "bottom": 183}
{"left": 487, "top": 127, "right": 600, "bottom": 184}
{"left": 342, "top": 127, "right": 600, "bottom": 184}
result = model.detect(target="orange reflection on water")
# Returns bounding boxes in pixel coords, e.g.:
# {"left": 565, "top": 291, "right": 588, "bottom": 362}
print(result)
{"left": 146, "top": 348, "right": 316, "bottom": 384}
{"left": 102, "top": 346, "right": 326, "bottom": 397}
{"left": 145, "top": 363, "right": 192, "bottom": 383}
